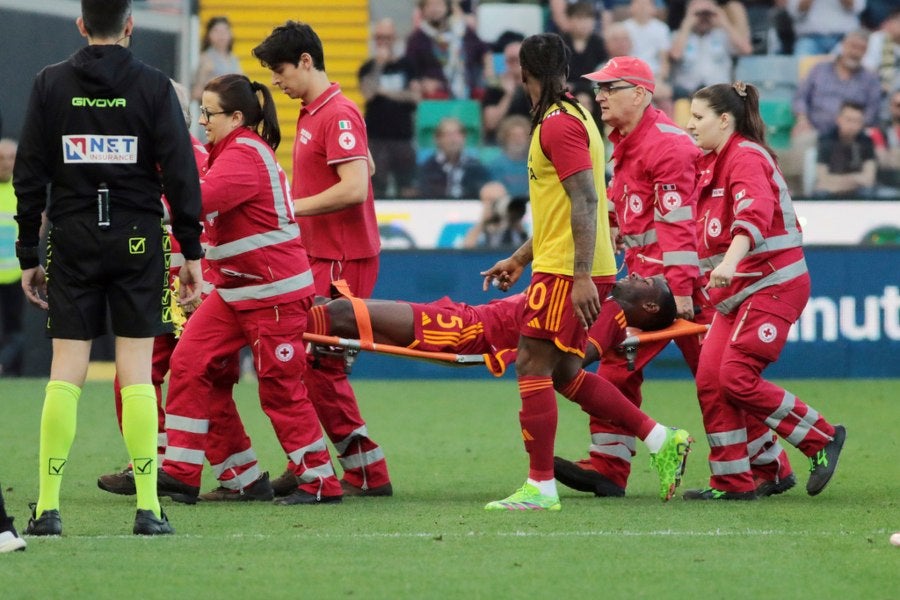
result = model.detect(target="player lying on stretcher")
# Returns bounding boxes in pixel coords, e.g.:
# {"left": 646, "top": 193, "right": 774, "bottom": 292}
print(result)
{"left": 306, "top": 273, "right": 692, "bottom": 375}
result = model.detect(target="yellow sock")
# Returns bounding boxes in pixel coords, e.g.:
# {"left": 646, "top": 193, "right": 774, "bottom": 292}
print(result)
{"left": 37, "top": 381, "right": 80, "bottom": 515}
{"left": 121, "top": 384, "right": 161, "bottom": 517}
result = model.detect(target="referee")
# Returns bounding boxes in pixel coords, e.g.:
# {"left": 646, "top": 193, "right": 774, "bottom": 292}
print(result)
{"left": 13, "top": 0, "right": 203, "bottom": 536}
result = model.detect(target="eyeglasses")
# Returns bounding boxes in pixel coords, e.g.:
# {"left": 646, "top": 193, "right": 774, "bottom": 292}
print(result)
{"left": 199, "top": 107, "right": 229, "bottom": 120}
{"left": 592, "top": 83, "right": 637, "bottom": 96}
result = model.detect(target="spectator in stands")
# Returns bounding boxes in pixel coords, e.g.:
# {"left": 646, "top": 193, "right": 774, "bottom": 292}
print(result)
{"left": 670, "top": 0, "right": 752, "bottom": 99}
{"left": 787, "top": 0, "right": 866, "bottom": 56}
{"left": 548, "top": 0, "right": 608, "bottom": 34}
{"left": 604, "top": 22, "right": 633, "bottom": 59}
{"left": 485, "top": 115, "right": 531, "bottom": 198}
{"left": 666, "top": 0, "right": 752, "bottom": 45}
{"left": 359, "top": 18, "right": 422, "bottom": 198}
{"left": 861, "top": 1, "right": 896, "bottom": 30}
{"left": 462, "top": 182, "right": 529, "bottom": 249}
{"left": 191, "top": 17, "right": 243, "bottom": 103}
{"left": 481, "top": 38, "right": 531, "bottom": 143}
{"left": 622, "top": 0, "right": 671, "bottom": 82}
{"left": 405, "top": 0, "right": 492, "bottom": 100}
{"left": 792, "top": 30, "right": 882, "bottom": 137}
{"left": 562, "top": 2, "right": 609, "bottom": 83}
{"left": 869, "top": 88, "right": 900, "bottom": 191}
{"left": 862, "top": 8, "right": 900, "bottom": 100}
{"left": 417, "top": 117, "right": 491, "bottom": 198}
{"left": 813, "top": 102, "right": 877, "bottom": 197}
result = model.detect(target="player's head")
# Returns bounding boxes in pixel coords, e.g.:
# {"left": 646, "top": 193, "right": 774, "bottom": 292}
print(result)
{"left": 612, "top": 274, "right": 676, "bottom": 331}
{"left": 253, "top": 20, "right": 325, "bottom": 71}
{"left": 80, "top": 0, "right": 132, "bottom": 39}
{"left": 519, "top": 33, "right": 586, "bottom": 132}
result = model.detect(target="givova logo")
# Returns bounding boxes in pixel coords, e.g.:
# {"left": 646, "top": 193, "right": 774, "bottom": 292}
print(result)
{"left": 63, "top": 135, "right": 137, "bottom": 163}
{"left": 789, "top": 286, "right": 900, "bottom": 342}
{"left": 71, "top": 97, "right": 126, "bottom": 108}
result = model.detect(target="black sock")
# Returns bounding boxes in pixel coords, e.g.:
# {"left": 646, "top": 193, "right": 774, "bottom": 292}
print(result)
{"left": 0, "top": 485, "right": 11, "bottom": 524}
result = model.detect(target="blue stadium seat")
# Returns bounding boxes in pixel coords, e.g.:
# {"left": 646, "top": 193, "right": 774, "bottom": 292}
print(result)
{"left": 735, "top": 55, "right": 799, "bottom": 101}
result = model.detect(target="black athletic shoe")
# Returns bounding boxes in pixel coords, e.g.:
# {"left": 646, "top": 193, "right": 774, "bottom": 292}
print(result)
{"left": 270, "top": 468, "right": 299, "bottom": 497}
{"left": 682, "top": 487, "right": 757, "bottom": 500}
{"left": 199, "top": 472, "right": 275, "bottom": 502}
{"left": 97, "top": 466, "right": 136, "bottom": 496}
{"left": 157, "top": 471, "right": 199, "bottom": 505}
{"left": 23, "top": 503, "right": 62, "bottom": 536}
{"left": 553, "top": 457, "right": 626, "bottom": 497}
{"left": 133, "top": 509, "right": 174, "bottom": 535}
{"left": 807, "top": 425, "right": 846, "bottom": 496}
{"left": 755, "top": 473, "right": 797, "bottom": 497}
{"left": 274, "top": 489, "right": 342, "bottom": 505}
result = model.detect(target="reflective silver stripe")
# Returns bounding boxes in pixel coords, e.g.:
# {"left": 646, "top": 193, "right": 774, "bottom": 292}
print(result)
{"left": 656, "top": 122, "right": 693, "bottom": 137}
{"left": 165, "top": 414, "right": 209, "bottom": 434}
{"left": 710, "top": 457, "right": 751, "bottom": 475}
{"left": 157, "top": 432, "right": 168, "bottom": 448}
{"left": 662, "top": 250, "right": 699, "bottom": 267}
{"left": 783, "top": 419, "right": 814, "bottom": 446}
{"left": 746, "top": 431, "right": 773, "bottom": 456}
{"left": 207, "top": 210, "right": 219, "bottom": 220}
{"left": 735, "top": 197, "right": 753, "bottom": 214}
{"left": 298, "top": 463, "right": 336, "bottom": 482}
{"left": 765, "top": 391, "right": 796, "bottom": 426}
{"left": 589, "top": 443, "right": 633, "bottom": 462}
{"left": 218, "top": 465, "right": 263, "bottom": 490}
{"left": 622, "top": 230, "right": 657, "bottom": 248}
{"left": 590, "top": 433, "right": 636, "bottom": 451}
{"left": 210, "top": 448, "right": 258, "bottom": 478}
{"left": 699, "top": 254, "right": 726, "bottom": 274}
{"left": 164, "top": 445, "right": 205, "bottom": 465}
{"left": 751, "top": 231, "right": 803, "bottom": 255}
{"left": 334, "top": 425, "right": 369, "bottom": 454}
{"left": 654, "top": 205, "right": 693, "bottom": 224}
{"left": 205, "top": 223, "right": 300, "bottom": 260}
{"left": 751, "top": 441, "right": 786, "bottom": 466}
{"left": 607, "top": 199, "right": 616, "bottom": 214}
{"left": 170, "top": 253, "right": 185, "bottom": 268}
{"left": 738, "top": 141, "right": 800, "bottom": 232}
{"left": 339, "top": 447, "right": 386, "bottom": 470}
{"left": 205, "top": 134, "right": 297, "bottom": 261}
{"left": 716, "top": 258, "right": 808, "bottom": 314}
{"left": 217, "top": 270, "right": 314, "bottom": 303}
{"left": 707, "top": 429, "right": 747, "bottom": 447}
{"left": 287, "top": 437, "right": 329, "bottom": 465}
{"left": 733, "top": 219, "right": 763, "bottom": 247}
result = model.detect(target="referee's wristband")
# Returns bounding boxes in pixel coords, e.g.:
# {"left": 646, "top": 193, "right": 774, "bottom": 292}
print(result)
{"left": 15, "top": 242, "right": 40, "bottom": 270}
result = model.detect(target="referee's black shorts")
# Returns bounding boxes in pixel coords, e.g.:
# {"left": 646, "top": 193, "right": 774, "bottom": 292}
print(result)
{"left": 46, "top": 211, "right": 173, "bottom": 340}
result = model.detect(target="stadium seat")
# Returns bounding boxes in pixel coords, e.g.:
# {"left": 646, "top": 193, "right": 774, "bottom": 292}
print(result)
{"left": 798, "top": 54, "right": 830, "bottom": 81}
{"left": 735, "top": 55, "right": 799, "bottom": 100}
{"left": 759, "top": 99, "right": 794, "bottom": 150}
{"left": 476, "top": 3, "right": 544, "bottom": 45}
{"left": 416, "top": 99, "right": 483, "bottom": 149}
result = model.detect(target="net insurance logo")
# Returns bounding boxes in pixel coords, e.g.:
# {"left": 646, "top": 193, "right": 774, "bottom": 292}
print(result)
{"left": 63, "top": 135, "right": 138, "bottom": 163}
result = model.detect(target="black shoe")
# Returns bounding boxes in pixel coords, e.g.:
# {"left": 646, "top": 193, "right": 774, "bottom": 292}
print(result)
{"left": 199, "top": 472, "right": 275, "bottom": 502}
{"left": 23, "top": 503, "right": 62, "bottom": 536}
{"left": 340, "top": 480, "right": 394, "bottom": 497}
{"left": 133, "top": 509, "right": 174, "bottom": 535}
{"left": 807, "top": 425, "right": 846, "bottom": 496}
{"left": 97, "top": 466, "right": 136, "bottom": 496}
{"left": 683, "top": 487, "right": 757, "bottom": 500}
{"left": 755, "top": 473, "right": 797, "bottom": 497}
{"left": 274, "top": 489, "right": 342, "bottom": 505}
{"left": 157, "top": 471, "right": 199, "bottom": 505}
{"left": 0, "top": 518, "right": 27, "bottom": 552}
{"left": 271, "top": 468, "right": 300, "bottom": 497}
{"left": 553, "top": 457, "right": 626, "bottom": 497}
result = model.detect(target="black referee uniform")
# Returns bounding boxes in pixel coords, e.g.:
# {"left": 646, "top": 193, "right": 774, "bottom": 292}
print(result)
{"left": 14, "top": 43, "right": 203, "bottom": 337}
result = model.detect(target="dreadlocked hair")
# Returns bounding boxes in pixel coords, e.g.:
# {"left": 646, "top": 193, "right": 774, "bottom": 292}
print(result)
{"left": 519, "top": 33, "right": 586, "bottom": 132}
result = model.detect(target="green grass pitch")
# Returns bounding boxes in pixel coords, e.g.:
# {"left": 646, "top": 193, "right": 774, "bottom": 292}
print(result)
{"left": 1, "top": 377, "right": 898, "bottom": 598}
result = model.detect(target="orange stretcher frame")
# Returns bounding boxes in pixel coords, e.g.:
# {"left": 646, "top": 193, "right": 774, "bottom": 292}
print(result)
{"left": 302, "top": 319, "right": 709, "bottom": 372}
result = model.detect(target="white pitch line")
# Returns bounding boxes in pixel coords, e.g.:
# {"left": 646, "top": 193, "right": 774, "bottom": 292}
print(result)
{"left": 45, "top": 528, "right": 858, "bottom": 541}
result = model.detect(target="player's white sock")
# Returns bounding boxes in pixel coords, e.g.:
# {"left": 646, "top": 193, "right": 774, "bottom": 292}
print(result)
{"left": 643, "top": 424, "right": 668, "bottom": 454}
{"left": 527, "top": 478, "right": 558, "bottom": 497}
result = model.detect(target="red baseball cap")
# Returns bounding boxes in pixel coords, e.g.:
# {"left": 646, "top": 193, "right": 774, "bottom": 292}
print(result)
{"left": 583, "top": 56, "right": 655, "bottom": 93}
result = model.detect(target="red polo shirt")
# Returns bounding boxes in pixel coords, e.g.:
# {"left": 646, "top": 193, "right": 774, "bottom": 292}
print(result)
{"left": 292, "top": 83, "right": 380, "bottom": 260}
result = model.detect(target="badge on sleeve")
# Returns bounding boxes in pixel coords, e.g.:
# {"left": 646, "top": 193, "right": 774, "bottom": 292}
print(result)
{"left": 338, "top": 131, "right": 357, "bottom": 150}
